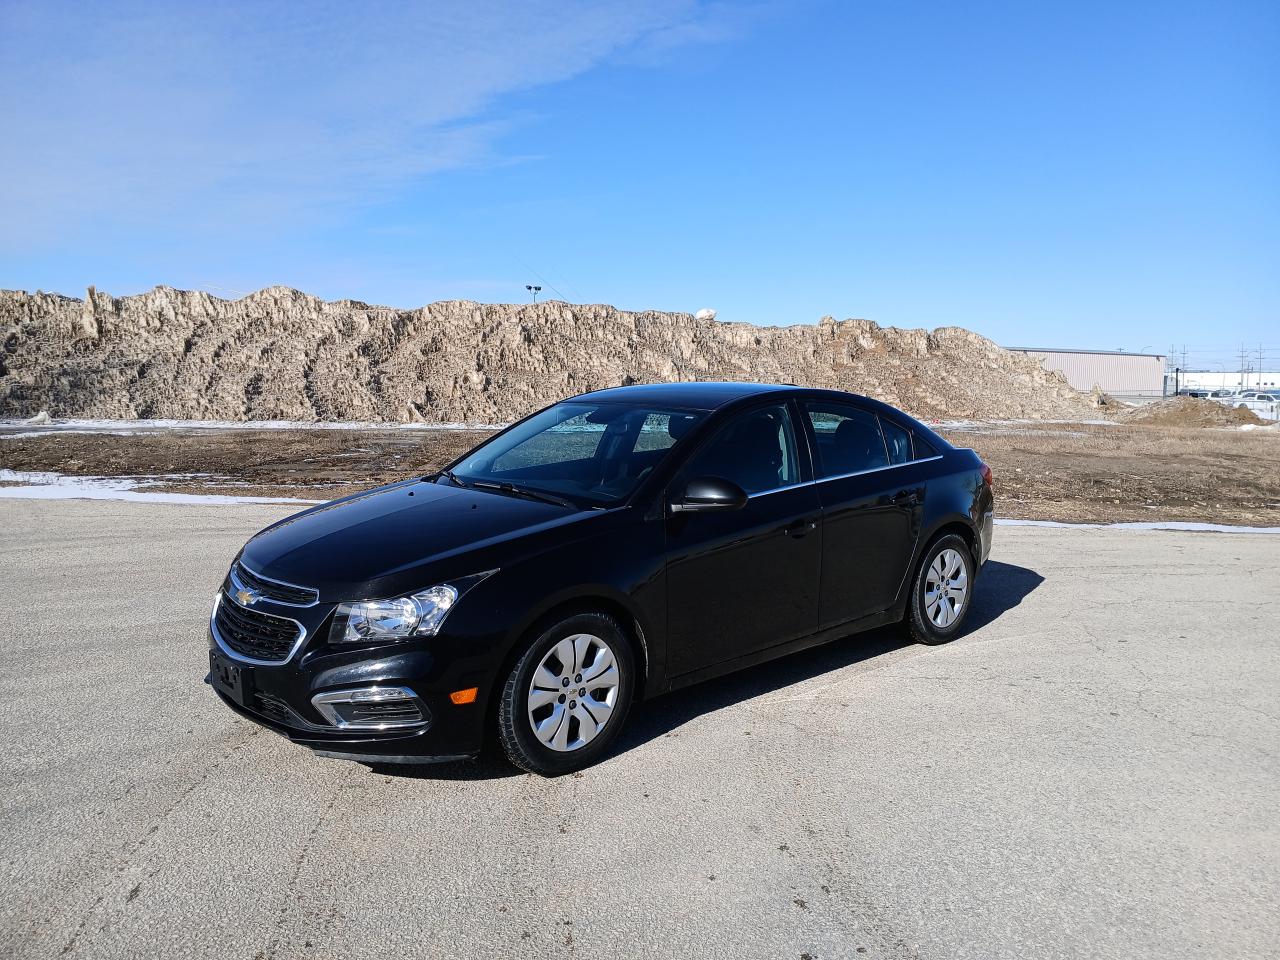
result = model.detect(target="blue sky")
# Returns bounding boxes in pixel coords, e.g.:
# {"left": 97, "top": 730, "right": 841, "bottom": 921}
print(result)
{"left": 2, "top": 0, "right": 1276, "bottom": 369}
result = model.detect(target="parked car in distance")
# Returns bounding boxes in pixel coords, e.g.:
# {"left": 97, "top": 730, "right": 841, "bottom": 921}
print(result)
{"left": 206, "top": 382, "right": 995, "bottom": 775}
{"left": 1227, "top": 392, "right": 1280, "bottom": 420}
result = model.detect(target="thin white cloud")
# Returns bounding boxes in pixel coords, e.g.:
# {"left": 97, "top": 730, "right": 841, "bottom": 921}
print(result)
{"left": 0, "top": 0, "right": 740, "bottom": 248}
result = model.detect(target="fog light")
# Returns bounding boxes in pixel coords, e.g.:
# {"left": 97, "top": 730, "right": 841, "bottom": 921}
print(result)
{"left": 312, "top": 686, "right": 429, "bottom": 730}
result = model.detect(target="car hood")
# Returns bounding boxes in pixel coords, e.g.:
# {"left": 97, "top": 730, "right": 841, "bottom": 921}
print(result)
{"left": 240, "top": 479, "right": 590, "bottom": 600}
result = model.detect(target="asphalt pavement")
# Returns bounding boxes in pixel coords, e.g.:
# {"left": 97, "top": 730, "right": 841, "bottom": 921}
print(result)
{"left": 1, "top": 499, "right": 1276, "bottom": 959}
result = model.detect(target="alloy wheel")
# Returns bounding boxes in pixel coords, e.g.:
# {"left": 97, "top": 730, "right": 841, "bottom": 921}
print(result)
{"left": 526, "top": 633, "right": 621, "bottom": 752}
{"left": 924, "top": 547, "right": 969, "bottom": 628}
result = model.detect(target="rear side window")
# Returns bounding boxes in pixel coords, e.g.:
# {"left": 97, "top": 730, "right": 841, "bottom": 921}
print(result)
{"left": 805, "top": 403, "right": 888, "bottom": 478}
{"left": 880, "top": 418, "right": 912, "bottom": 465}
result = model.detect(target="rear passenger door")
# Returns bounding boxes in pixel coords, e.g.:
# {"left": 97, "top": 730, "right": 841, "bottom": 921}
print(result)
{"left": 802, "top": 402, "right": 928, "bottom": 628}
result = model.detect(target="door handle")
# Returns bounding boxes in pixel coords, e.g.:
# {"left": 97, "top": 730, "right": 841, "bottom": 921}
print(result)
{"left": 785, "top": 517, "right": 818, "bottom": 538}
{"left": 891, "top": 490, "right": 920, "bottom": 506}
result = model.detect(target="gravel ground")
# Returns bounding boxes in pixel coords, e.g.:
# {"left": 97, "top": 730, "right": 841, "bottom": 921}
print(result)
{"left": 1, "top": 500, "right": 1277, "bottom": 959}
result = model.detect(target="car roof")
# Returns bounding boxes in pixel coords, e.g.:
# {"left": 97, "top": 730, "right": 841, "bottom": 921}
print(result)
{"left": 573, "top": 381, "right": 798, "bottom": 410}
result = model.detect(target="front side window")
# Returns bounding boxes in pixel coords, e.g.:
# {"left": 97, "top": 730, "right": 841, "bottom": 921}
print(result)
{"left": 454, "top": 402, "right": 705, "bottom": 505}
{"left": 681, "top": 404, "right": 799, "bottom": 496}
{"left": 805, "top": 403, "right": 888, "bottom": 478}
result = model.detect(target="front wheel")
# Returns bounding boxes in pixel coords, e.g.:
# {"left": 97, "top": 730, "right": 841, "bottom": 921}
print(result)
{"left": 904, "top": 534, "right": 975, "bottom": 645}
{"left": 497, "top": 612, "right": 635, "bottom": 776}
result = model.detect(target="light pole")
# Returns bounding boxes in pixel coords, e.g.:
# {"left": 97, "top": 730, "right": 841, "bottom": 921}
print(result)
{"left": 525, "top": 284, "right": 542, "bottom": 303}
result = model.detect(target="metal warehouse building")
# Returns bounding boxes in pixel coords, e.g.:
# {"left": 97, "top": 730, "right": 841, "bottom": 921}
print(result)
{"left": 1006, "top": 347, "right": 1167, "bottom": 402}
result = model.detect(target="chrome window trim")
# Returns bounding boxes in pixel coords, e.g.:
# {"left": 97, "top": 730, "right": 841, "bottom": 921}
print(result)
{"left": 746, "top": 480, "right": 813, "bottom": 500}
{"left": 231, "top": 560, "right": 319, "bottom": 608}
{"left": 813, "top": 454, "right": 943, "bottom": 485}
{"left": 311, "top": 686, "right": 430, "bottom": 731}
{"left": 209, "top": 591, "right": 311, "bottom": 666}
{"left": 742, "top": 455, "right": 944, "bottom": 499}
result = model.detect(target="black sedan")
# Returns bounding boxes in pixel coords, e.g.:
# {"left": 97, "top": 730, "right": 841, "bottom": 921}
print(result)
{"left": 207, "top": 382, "right": 994, "bottom": 775}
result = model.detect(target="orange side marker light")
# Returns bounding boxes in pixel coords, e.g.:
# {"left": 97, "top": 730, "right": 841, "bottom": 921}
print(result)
{"left": 450, "top": 687, "right": 478, "bottom": 705}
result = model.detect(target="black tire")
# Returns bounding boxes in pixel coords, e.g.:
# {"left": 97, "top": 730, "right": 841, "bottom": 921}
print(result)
{"left": 497, "top": 611, "right": 635, "bottom": 776}
{"left": 904, "top": 533, "right": 975, "bottom": 646}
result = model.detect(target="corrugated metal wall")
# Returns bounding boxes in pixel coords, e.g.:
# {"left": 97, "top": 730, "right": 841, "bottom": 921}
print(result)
{"left": 1010, "top": 350, "right": 1166, "bottom": 396}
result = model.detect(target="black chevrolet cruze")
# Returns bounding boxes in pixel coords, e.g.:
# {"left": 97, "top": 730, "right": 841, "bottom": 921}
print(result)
{"left": 208, "top": 382, "right": 993, "bottom": 775}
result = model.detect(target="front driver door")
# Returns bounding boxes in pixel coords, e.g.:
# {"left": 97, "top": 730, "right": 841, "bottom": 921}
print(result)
{"left": 664, "top": 403, "right": 821, "bottom": 677}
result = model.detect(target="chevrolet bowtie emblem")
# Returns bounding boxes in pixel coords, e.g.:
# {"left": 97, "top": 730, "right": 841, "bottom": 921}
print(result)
{"left": 235, "top": 587, "right": 260, "bottom": 607}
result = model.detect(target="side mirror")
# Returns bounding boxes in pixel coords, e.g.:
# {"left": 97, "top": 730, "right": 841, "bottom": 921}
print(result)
{"left": 669, "top": 476, "right": 748, "bottom": 513}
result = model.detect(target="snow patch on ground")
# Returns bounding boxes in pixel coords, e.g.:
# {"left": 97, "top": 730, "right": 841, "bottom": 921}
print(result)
{"left": 0, "top": 470, "right": 321, "bottom": 506}
{"left": 935, "top": 418, "right": 1116, "bottom": 432}
{"left": 995, "top": 518, "right": 1280, "bottom": 535}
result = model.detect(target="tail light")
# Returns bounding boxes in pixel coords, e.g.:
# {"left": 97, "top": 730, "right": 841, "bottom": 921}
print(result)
{"left": 980, "top": 462, "right": 992, "bottom": 488}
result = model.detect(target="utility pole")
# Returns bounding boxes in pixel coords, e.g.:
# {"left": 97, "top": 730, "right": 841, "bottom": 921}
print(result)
{"left": 1238, "top": 343, "right": 1250, "bottom": 389}
{"left": 1259, "top": 343, "right": 1266, "bottom": 390}
{"left": 525, "top": 284, "right": 542, "bottom": 303}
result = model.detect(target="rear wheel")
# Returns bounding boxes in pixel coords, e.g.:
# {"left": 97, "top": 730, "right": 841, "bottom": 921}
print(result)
{"left": 905, "top": 534, "right": 974, "bottom": 645}
{"left": 497, "top": 612, "right": 635, "bottom": 776}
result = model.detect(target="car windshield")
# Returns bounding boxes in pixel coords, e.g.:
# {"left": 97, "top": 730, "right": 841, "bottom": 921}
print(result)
{"left": 446, "top": 401, "right": 707, "bottom": 507}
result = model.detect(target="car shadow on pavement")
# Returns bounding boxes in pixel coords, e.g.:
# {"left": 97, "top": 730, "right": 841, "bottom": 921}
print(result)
{"left": 964, "top": 559, "right": 1045, "bottom": 631}
{"left": 614, "top": 559, "right": 1044, "bottom": 757}
{"left": 369, "top": 559, "right": 1043, "bottom": 780}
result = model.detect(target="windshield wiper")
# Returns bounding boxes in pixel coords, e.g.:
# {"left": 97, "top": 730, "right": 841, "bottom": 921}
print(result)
{"left": 437, "top": 468, "right": 468, "bottom": 487}
{"left": 469, "top": 479, "right": 574, "bottom": 509}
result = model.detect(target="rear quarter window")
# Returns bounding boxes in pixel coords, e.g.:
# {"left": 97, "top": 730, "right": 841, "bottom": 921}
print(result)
{"left": 912, "top": 432, "right": 940, "bottom": 459}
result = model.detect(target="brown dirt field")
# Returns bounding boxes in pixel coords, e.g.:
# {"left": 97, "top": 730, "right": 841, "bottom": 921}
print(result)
{"left": 2, "top": 422, "right": 1278, "bottom": 526}
{"left": 941, "top": 423, "right": 1279, "bottom": 524}
{"left": 1116, "top": 395, "right": 1262, "bottom": 427}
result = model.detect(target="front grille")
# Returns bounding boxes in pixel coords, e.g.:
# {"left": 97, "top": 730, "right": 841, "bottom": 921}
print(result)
{"left": 231, "top": 562, "right": 318, "bottom": 606}
{"left": 214, "top": 594, "right": 302, "bottom": 662}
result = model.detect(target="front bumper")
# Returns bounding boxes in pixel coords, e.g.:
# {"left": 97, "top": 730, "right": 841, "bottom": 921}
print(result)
{"left": 209, "top": 678, "right": 477, "bottom": 763}
{"left": 207, "top": 613, "right": 490, "bottom": 762}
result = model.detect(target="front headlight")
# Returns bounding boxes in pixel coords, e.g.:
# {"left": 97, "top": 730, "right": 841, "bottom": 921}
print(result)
{"left": 330, "top": 584, "right": 459, "bottom": 644}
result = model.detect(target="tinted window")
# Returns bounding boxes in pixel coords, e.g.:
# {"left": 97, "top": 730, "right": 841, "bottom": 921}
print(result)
{"left": 805, "top": 403, "right": 888, "bottom": 478}
{"left": 457, "top": 401, "right": 705, "bottom": 505}
{"left": 881, "top": 418, "right": 912, "bottom": 465}
{"left": 682, "top": 404, "right": 799, "bottom": 495}
{"left": 912, "top": 432, "right": 939, "bottom": 458}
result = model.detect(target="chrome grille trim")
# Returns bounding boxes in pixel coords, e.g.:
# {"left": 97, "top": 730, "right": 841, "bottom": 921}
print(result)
{"left": 230, "top": 561, "right": 319, "bottom": 608}
{"left": 210, "top": 592, "right": 310, "bottom": 666}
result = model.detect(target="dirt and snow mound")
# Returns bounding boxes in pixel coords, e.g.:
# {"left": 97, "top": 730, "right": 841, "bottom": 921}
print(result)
{"left": 1118, "top": 396, "right": 1262, "bottom": 427}
{"left": 1, "top": 285, "right": 1100, "bottom": 423}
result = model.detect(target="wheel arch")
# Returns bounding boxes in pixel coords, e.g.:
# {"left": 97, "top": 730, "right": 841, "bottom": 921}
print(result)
{"left": 924, "top": 518, "right": 978, "bottom": 563}
{"left": 482, "top": 588, "right": 653, "bottom": 751}
{"left": 891, "top": 515, "right": 980, "bottom": 620}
